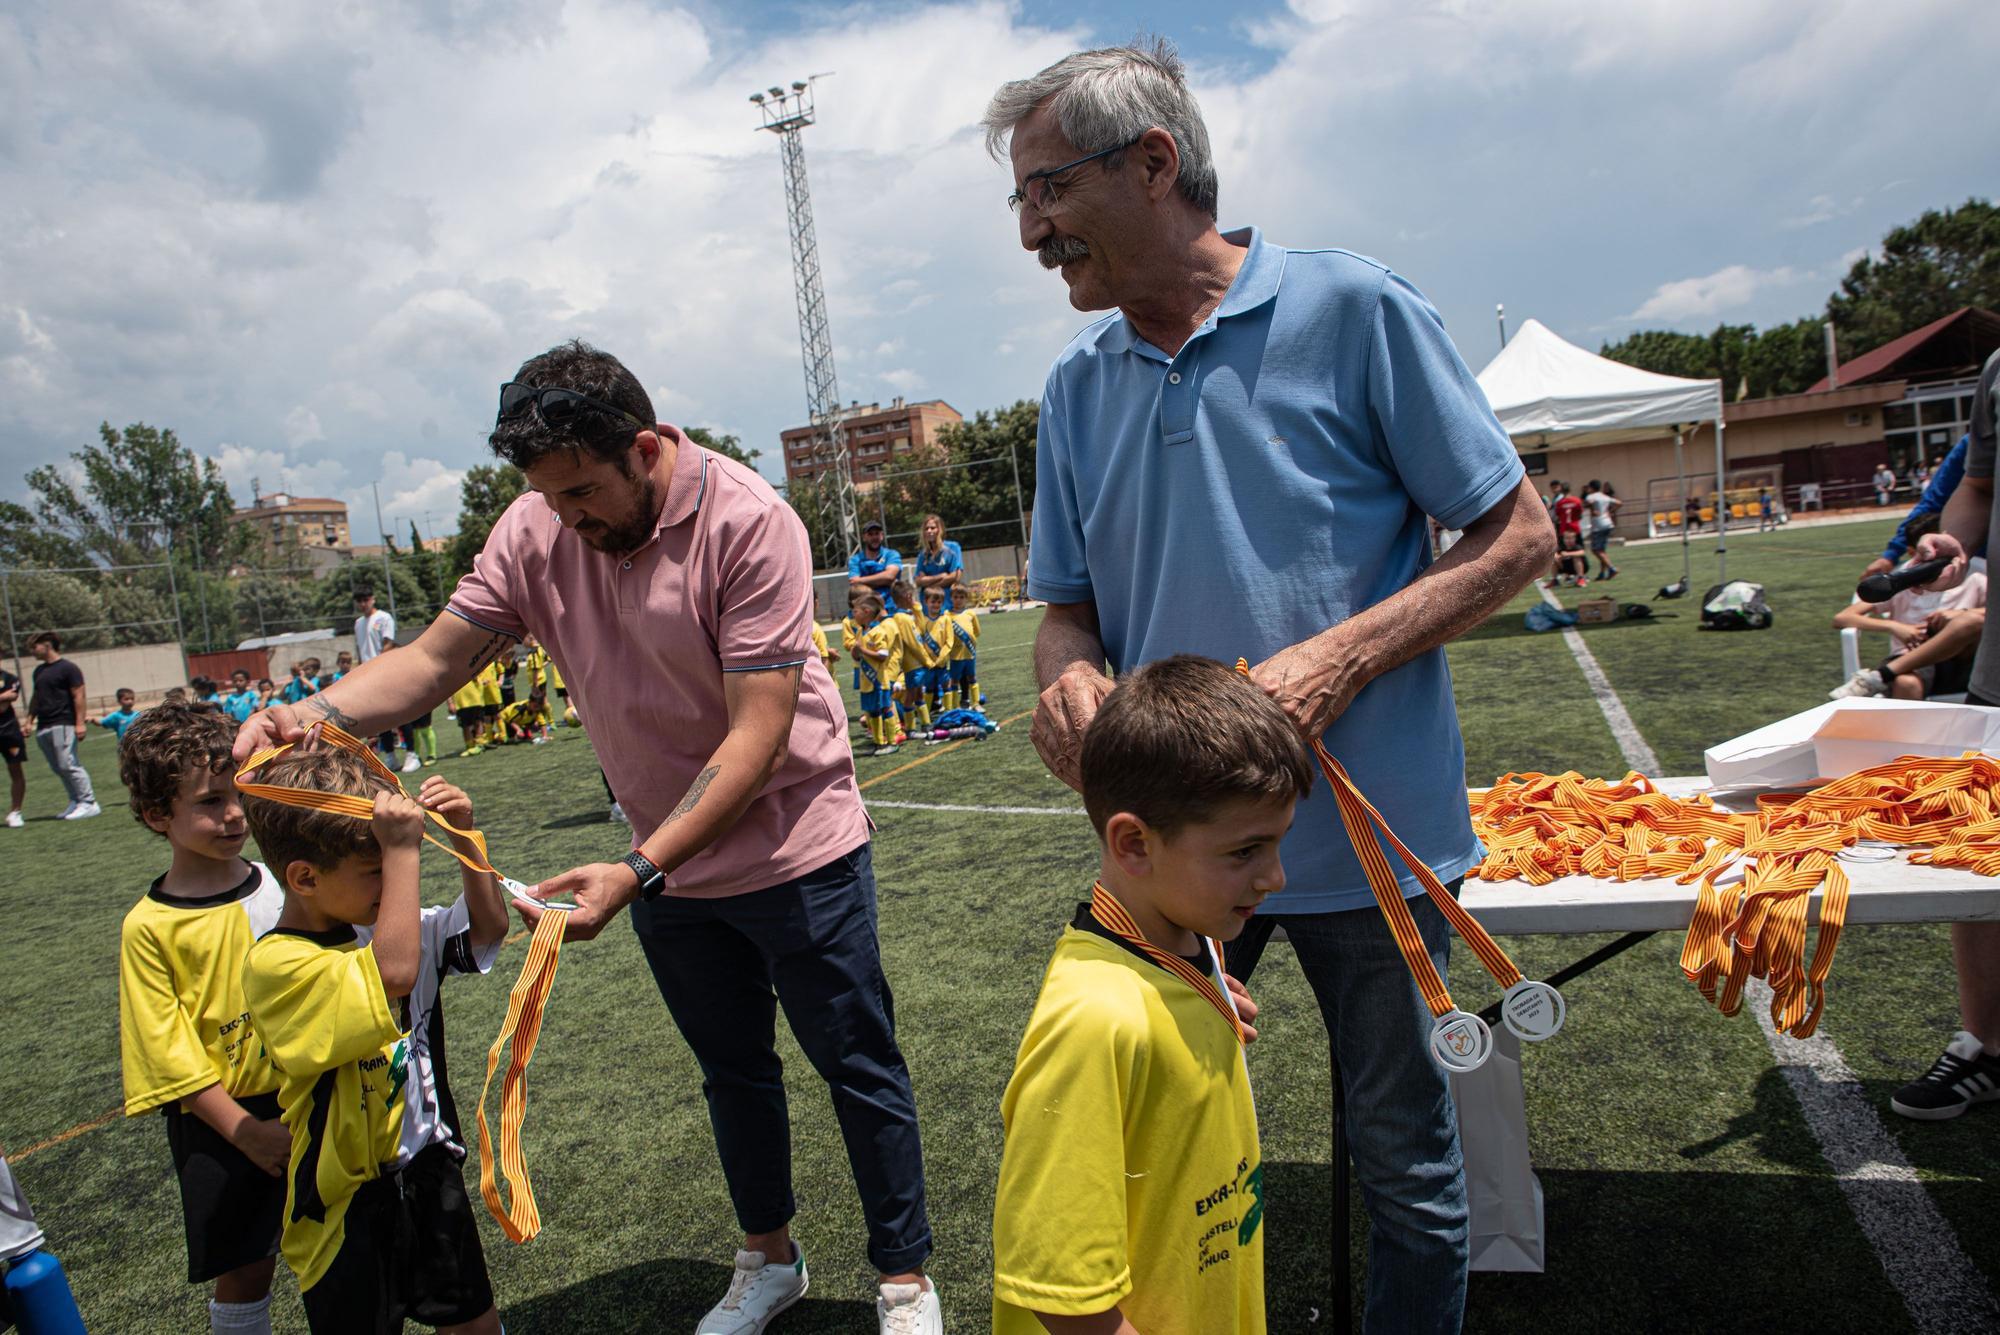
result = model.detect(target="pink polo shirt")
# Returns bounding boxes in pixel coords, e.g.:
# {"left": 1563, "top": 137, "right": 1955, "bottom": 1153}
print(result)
{"left": 447, "top": 431, "right": 867, "bottom": 898}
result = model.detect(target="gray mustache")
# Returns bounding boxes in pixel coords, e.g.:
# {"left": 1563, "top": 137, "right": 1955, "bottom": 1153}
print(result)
{"left": 1039, "top": 236, "right": 1091, "bottom": 270}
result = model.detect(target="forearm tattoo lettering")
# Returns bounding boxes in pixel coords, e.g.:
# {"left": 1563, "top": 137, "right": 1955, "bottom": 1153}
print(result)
{"left": 468, "top": 632, "right": 513, "bottom": 672}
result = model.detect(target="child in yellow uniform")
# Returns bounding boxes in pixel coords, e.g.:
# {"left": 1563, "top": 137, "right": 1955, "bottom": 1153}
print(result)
{"left": 241, "top": 752, "right": 509, "bottom": 1335}
{"left": 948, "top": 586, "right": 982, "bottom": 711}
{"left": 812, "top": 621, "right": 837, "bottom": 672}
{"left": 841, "top": 592, "right": 869, "bottom": 692}
{"left": 992, "top": 656, "right": 1312, "bottom": 1335}
{"left": 851, "top": 593, "right": 902, "bottom": 754}
{"left": 477, "top": 657, "right": 506, "bottom": 741}
{"left": 494, "top": 683, "right": 552, "bottom": 744}
{"left": 447, "top": 674, "right": 487, "bottom": 755}
{"left": 117, "top": 704, "right": 290, "bottom": 1335}
{"left": 889, "top": 579, "right": 933, "bottom": 731}
{"left": 917, "top": 587, "right": 958, "bottom": 720}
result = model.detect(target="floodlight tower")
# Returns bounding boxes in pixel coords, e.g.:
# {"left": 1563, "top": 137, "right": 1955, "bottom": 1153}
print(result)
{"left": 751, "top": 78, "right": 860, "bottom": 565}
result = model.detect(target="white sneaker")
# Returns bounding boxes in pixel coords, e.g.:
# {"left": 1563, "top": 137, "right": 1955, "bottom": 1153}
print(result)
{"left": 56, "top": 801, "right": 77, "bottom": 820}
{"left": 609, "top": 802, "right": 630, "bottom": 826}
{"left": 696, "top": 1247, "right": 809, "bottom": 1334}
{"left": 4, "top": 810, "right": 21, "bottom": 828}
{"left": 400, "top": 752, "right": 422, "bottom": 773}
{"left": 1830, "top": 669, "right": 1887, "bottom": 700}
{"left": 878, "top": 1280, "right": 942, "bottom": 1334}
{"left": 63, "top": 801, "right": 101, "bottom": 820}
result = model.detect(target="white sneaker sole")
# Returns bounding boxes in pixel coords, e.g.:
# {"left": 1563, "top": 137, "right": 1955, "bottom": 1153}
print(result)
{"left": 700, "top": 1275, "right": 809, "bottom": 1335}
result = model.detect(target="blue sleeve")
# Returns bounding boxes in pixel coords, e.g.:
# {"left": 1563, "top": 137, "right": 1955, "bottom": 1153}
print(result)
{"left": 1883, "top": 435, "right": 1968, "bottom": 561}
{"left": 1367, "top": 272, "right": 1527, "bottom": 532}
{"left": 847, "top": 551, "right": 864, "bottom": 578}
{"left": 881, "top": 547, "right": 903, "bottom": 571}
{"left": 943, "top": 543, "right": 962, "bottom": 573}
{"left": 1026, "top": 376, "right": 1094, "bottom": 605}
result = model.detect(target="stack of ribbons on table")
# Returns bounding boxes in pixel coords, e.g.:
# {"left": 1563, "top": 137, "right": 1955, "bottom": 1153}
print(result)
{"left": 235, "top": 721, "right": 571, "bottom": 1243}
{"left": 1467, "top": 755, "right": 2000, "bottom": 1037}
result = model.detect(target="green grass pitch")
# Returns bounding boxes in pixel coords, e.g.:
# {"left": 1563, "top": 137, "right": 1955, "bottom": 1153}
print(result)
{"left": 2, "top": 515, "right": 1994, "bottom": 1331}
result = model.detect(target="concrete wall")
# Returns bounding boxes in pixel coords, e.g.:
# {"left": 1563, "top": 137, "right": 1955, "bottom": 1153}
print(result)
{"left": 4, "top": 642, "right": 190, "bottom": 716}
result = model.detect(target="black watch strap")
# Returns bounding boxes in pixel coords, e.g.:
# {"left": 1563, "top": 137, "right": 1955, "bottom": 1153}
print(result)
{"left": 621, "top": 851, "right": 667, "bottom": 900}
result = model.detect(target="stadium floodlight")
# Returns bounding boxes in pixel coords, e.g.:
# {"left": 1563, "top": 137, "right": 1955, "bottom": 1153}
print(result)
{"left": 792, "top": 80, "right": 807, "bottom": 90}
{"left": 768, "top": 86, "right": 785, "bottom": 98}
{"left": 749, "top": 92, "right": 765, "bottom": 103}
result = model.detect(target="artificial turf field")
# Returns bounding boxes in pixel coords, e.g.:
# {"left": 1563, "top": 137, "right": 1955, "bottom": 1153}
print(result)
{"left": 3, "top": 514, "right": 1996, "bottom": 1332}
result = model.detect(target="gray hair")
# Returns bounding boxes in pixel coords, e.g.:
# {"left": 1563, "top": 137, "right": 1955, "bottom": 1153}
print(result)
{"left": 982, "top": 36, "right": 1218, "bottom": 220}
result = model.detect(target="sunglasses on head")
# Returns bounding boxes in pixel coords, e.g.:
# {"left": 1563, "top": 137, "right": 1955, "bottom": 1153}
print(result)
{"left": 496, "top": 382, "right": 647, "bottom": 433}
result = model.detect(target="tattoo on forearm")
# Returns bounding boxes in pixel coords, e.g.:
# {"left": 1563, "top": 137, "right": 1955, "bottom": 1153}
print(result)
{"left": 666, "top": 766, "right": 720, "bottom": 824}
{"left": 468, "top": 632, "right": 512, "bottom": 672}
{"left": 304, "top": 696, "right": 357, "bottom": 730}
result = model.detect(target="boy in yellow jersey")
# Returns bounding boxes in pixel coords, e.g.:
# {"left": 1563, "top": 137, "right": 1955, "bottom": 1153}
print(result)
{"left": 446, "top": 674, "right": 487, "bottom": 755}
{"left": 495, "top": 682, "right": 552, "bottom": 744}
{"left": 812, "top": 619, "right": 838, "bottom": 671}
{"left": 240, "top": 751, "right": 510, "bottom": 1335}
{"left": 476, "top": 656, "right": 507, "bottom": 743}
{"left": 117, "top": 704, "right": 290, "bottom": 1335}
{"left": 851, "top": 593, "right": 903, "bottom": 754}
{"left": 992, "top": 656, "right": 1311, "bottom": 1335}
{"left": 841, "top": 589, "right": 869, "bottom": 691}
{"left": 947, "top": 585, "right": 982, "bottom": 711}
{"left": 888, "top": 579, "right": 934, "bottom": 731}
{"left": 917, "top": 586, "right": 958, "bottom": 719}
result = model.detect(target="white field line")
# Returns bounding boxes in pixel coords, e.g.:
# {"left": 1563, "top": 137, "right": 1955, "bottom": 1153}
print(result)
{"left": 866, "top": 800, "right": 1086, "bottom": 816}
{"left": 1539, "top": 588, "right": 1992, "bottom": 1329}
{"left": 1536, "top": 585, "right": 1662, "bottom": 773}
{"left": 1749, "top": 979, "right": 2000, "bottom": 1332}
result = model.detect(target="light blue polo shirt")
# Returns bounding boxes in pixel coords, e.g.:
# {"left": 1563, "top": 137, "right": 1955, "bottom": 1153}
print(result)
{"left": 915, "top": 540, "right": 963, "bottom": 609}
{"left": 849, "top": 545, "right": 905, "bottom": 612}
{"left": 1029, "top": 228, "right": 1524, "bottom": 915}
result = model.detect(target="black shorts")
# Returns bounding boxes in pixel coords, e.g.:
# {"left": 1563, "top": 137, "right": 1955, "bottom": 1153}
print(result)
{"left": 456, "top": 705, "right": 488, "bottom": 725}
{"left": 164, "top": 1091, "right": 285, "bottom": 1282}
{"left": 300, "top": 1143, "right": 493, "bottom": 1335}
{"left": 1970, "top": 690, "right": 1996, "bottom": 707}
{"left": 499, "top": 681, "right": 517, "bottom": 706}
{"left": 0, "top": 724, "right": 23, "bottom": 766}
{"left": 1913, "top": 655, "right": 1977, "bottom": 698}
{"left": 1589, "top": 527, "right": 1611, "bottom": 553}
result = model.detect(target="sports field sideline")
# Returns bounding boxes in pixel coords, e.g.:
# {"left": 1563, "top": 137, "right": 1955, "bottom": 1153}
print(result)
{"left": 3, "top": 516, "right": 1996, "bottom": 1332}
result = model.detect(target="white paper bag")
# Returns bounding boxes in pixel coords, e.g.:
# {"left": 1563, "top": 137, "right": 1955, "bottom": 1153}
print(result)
{"left": 1451, "top": 1027, "right": 1544, "bottom": 1273}
{"left": 1703, "top": 699, "right": 2000, "bottom": 791}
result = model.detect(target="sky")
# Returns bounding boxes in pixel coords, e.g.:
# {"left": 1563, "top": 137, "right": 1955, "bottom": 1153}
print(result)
{"left": 3, "top": 0, "right": 1997, "bottom": 541}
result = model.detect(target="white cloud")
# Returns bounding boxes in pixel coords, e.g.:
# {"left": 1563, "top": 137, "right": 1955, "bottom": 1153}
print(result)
{"left": 1626, "top": 264, "right": 1798, "bottom": 321}
{"left": 282, "top": 406, "right": 325, "bottom": 448}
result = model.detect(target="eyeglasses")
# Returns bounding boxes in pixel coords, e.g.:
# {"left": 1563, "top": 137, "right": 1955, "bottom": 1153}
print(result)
{"left": 496, "top": 382, "right": 647, "bottom": 433}
{"left": 1007, "top": 135, "right": 1144, "bottom": 215}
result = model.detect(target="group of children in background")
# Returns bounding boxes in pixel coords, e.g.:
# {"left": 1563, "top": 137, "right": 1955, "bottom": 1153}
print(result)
{"left": 832, "top": 578, "right": 983, "bottom": 755}
{"left": 445, "top": 635, "right": 568, "bottom": 756}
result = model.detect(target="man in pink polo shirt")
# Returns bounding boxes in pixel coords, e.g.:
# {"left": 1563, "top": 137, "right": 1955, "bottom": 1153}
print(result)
{"left": 235, "top": 341, "right": 941, "bottom": 1335}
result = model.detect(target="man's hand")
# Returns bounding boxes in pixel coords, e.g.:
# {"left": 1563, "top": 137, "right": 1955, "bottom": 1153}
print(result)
{"left": 235, "top": 702, "right": 309, "bottom": 761}
{"left": 1031, "top": 665, "right": 1113, "bottom": 792}
{"left": 233, "top": 1117, "right": 292, "bottom": 1178}
{"left": 1862, "top": 557, "right": 1895, "bottom": 580}
{"left": 1916, "top": 533, "right": 1969, "bottom": 590}
{"left": 1250, "top": 631, "right": 1362, "bottom": 740}
{"left": 371, "top": 792, "right": 425, "bottom": 851}
{"left": 515, "top": 862, "right": 640, "bottom": 941}
{"left": 1224, "top": 972, "right": 1259, "bottom": 1044}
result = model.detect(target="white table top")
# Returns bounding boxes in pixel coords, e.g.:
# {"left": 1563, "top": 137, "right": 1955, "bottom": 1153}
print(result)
{"left": 1459, "top": 776, "right": 2000, "bottom": 936}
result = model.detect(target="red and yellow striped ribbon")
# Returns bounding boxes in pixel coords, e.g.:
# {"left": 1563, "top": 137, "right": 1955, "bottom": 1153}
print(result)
{"left": 234, "top": 719, "right": 567, "bottom": 1241}
{"left": 1088, "top": 881, "right": 1243, "bottom": 1044}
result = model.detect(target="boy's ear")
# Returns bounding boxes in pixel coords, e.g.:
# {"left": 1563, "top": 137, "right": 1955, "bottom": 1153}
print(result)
{"left": 284, "top": 859, "right": 321, "bottom": 897}
{"left": 140, "top": 804, "right": 173, "bottom": 836}
{"left": 1104, "top": 812, "right": 1156, "bottom": 878}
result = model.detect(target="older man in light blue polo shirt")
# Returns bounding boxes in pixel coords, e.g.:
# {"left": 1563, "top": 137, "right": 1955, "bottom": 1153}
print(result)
{"left": 988, "top": 40, "right": 1554, "bottom": 1332}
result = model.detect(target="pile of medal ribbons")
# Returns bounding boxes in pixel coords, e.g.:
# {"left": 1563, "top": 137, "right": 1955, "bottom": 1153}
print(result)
{"left": 1466, "top": 754, "right": 2000, "bottom": 1037}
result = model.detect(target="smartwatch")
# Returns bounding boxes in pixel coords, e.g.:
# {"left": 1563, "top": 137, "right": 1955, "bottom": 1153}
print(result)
{"left": 620, "top": 851, "right": 667, "bottom": 901}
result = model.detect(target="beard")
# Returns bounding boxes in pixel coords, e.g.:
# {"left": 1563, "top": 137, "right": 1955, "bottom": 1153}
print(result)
{"left": 1038, "top": 234, "right": 1091, "bottom": 270}
{"left": 575, "top": 475, "right": 660, "bottom": 554}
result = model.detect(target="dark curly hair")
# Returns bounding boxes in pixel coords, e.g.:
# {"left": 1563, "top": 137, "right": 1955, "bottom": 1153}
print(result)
{"left": 119, "top": 704, "right": 239, "bottom": 832}
{"left": 489, "top": 339, "right": 655, "bottom": 471}
{"left": 241, "top": 747, "right": 400, "bottom": 876}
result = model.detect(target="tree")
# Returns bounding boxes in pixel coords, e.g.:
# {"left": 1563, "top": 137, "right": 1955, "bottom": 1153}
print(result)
{"left": 1602, "top": 320, "right": 1825, "bottom": 400}
{"left": 3, "top": 572, "right": 109, "bottom": 653}
{"left": 1740, "top": 317, "right": 1829, "bottom": 398}
{"left": 1828, "top": 198, "right": 2000, "bottom": 360}
{"left": 447, "top": 463, "right": 525, "bottom": 580}
{"left": 684, "top": 426, "right": 760, "bottom": 469}
{"left": 1599, "top": 329, "right": 1714, "bottom": 381}
{"left": 17, "top": 422, "right": 246, "bottom": 570}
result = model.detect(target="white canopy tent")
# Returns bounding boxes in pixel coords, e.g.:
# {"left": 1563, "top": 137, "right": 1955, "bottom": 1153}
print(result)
{"left": 1476, "top": 318, "right": 1731, "bottom": 584}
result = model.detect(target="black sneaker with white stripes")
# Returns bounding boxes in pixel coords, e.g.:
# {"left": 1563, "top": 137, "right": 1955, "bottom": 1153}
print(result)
{"left": 1889, "top": 1031, "right": 2000, "bottom": 1120}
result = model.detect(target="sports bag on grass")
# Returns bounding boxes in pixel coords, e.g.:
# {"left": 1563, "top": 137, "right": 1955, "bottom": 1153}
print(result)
{"left": 1700, "top": 581, "right": 1773, "bottom": 631}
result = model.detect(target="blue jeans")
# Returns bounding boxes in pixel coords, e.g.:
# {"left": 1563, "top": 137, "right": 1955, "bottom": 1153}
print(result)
{"left": 629, "top": 841, "right": 932, "bottom": 1275}
{"left": 1239, "top": 891, "right": 1469, "bottom": 1334}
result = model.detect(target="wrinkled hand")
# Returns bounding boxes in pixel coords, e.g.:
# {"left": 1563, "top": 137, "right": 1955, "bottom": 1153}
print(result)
{"left": 234, "top": 1117, "right": 291, "bottom": 1178}
{"left": 1032, "top": 665, "right": 1114, "bottom": 792}
{"left": 1915, "top": 533, "right": 1968, "bottom": 591}
{"left": 1224, "top": 972, "right": 1259, "bottom": 1044}
{"left": 514, "top": 861, "right": 641, "bottom": 941}
{"left": 371, "top": 792, "right": 425, "bottom": 851}
{"left": 1250, "top": 634, "right": 1359, "bottom": 740}
{"left": 417, "top": 775, "right": 474, "bottom": 831}
{"left": 234, "top": 702, "right": 308, "bottom": 762}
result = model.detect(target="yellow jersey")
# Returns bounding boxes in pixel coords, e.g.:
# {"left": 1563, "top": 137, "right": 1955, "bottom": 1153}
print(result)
{"left": 992, "top": 912, "right": 1264, "bottom": 1335}
{"left": 840, "top": 615, "right": 865, "bottom": 656}
{"left": 243, "top": 899, "right": 498, "bottom": 1291}
{"left": 477, "top": 657, "right": 506, "bottom": 707}
{"left": 118, "top": 863, "right": 284, "bottom": 1117}
{"left": 911, "top": 610, "right": 953, "bottom": 668}
{"left": 857, "top": 621, "right": 901, "bottom": 693}
{"left": 523, "top": 645, "right": 550, "bottom": 689}
{"left": 448, "top": 676, "right": 485, "bottom": 712}
{"left": 891, "top": 610, "right": 929, "bottom": 677}
{"left": 811, "top": 622, "right": 835, "bottom": 664}
{"left": 497, "top": 696, "right": 549, "bottom": 734}
{"left": 949, "top": 608, "right": 980, "bottom": 661}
